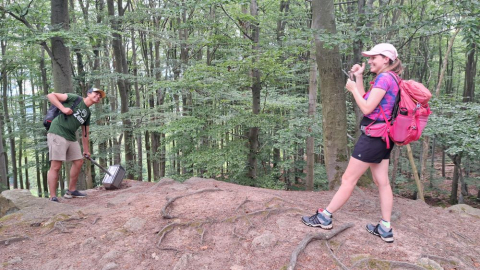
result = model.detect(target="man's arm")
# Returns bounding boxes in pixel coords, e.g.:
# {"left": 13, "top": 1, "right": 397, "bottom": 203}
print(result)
{"left": 81, "top": 125, "right": 91, "bottom": 157}
{"left": 47, "top": 93, "right": 73, "bottom": 115}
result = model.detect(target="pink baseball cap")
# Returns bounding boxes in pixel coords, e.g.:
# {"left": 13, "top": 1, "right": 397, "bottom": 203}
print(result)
{"left": 362, "top": 43, "right": 398, "bottom": 61}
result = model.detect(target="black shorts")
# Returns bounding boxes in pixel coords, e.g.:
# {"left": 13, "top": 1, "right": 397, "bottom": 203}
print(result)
{"left": 352, "top": 134, "right": 393, "bottom": 163}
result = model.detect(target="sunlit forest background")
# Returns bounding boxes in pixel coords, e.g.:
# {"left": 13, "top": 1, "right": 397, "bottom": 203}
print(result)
{"left": 0, "top": 0, "right": 478, "bottom": 207}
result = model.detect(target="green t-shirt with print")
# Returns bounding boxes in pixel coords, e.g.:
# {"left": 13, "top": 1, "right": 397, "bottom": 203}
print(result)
{"left": 48, "top": 93, "right": 91, "bottom": 141}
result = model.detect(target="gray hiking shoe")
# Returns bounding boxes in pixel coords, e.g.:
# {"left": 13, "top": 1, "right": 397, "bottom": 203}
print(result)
{"left": 64, "top": 190, "right": 87, "bottom": 199}
{"left": 301, "top": 209, "right": 333, "bottom": 230}
{"left": 366, "top": 223, "right": 394, "bottom": 243}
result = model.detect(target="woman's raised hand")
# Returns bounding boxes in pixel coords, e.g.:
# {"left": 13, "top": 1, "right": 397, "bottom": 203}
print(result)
{"left": 350, "top": 62, "right": 365, "bottom": 78}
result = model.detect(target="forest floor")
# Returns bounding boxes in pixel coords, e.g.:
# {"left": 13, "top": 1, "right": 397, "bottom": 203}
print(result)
{"left": 1, "top": 175, "right": 480, "bottom": 270}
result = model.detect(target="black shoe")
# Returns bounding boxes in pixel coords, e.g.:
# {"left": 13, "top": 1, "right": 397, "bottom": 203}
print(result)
{"left": 64, "top": 190, "right": 87, "bottom": 199}
{"left": 301, "top": 209, "right": 333, "bottom": 229}
{"left": 49, "top": 197, "right": 59, "bottom": 202}
{"left": 366, "top": 223, "right": 394, "bottom": 243}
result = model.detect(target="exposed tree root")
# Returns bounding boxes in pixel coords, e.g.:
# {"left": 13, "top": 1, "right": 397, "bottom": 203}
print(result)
{"left": 92, "top": 217, "right": 101, "bottom": 225}
{"left": 351, "top": 258, "right": 427, "bottom": 270}
{"left": 0, "top": 236, "right": 30, "bottom": 246}
{"left": 223, "top": 207, "right": 302, "bottom": 223}
{"left": 235, "top": 197, "right": 251, "bottom": 211}
{"left": 420, "top": 254, "right": 468, "bottom": 269}
{"left": 157, "top": 205, "right": 301, "bottom": 248}
{"left": 288, "top": 223, "right": 354, "bottom": 270}
{"left": 161, "top": 188, "right": 222, "bottom": 219}
{"left": 264, "top": 196, "right": 295, "bottom": 208}
{"left": 156, "top": 222, "right": 186, "bottom": 247}
{"left": 325, "top": 241, "right": 349, "bottom": 270}
{"left": 45, "top": 221, "right": 71, "bottom": 235}
{"left": 44, "top": 217, "right": 82, "bottom": 235}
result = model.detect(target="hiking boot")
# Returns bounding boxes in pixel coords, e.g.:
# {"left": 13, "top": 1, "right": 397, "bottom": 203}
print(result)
{"left": 301, "top": 209, "right": 333, "bottom": 230}
{"left": 366, "top": 223, "right": 394, "bottom": 243}
{"left": 49, "top": 197, "right": 59, "bottom": 202}
{"left": 64, "top": 190, "right": 87, "bottom": 199}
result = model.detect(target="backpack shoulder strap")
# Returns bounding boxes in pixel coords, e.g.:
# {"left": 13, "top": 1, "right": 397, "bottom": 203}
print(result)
{"left": 63, "top": 96, "right": 83, "bottom": 120}
{"left": 385, "top": 72, "right": 401, "bottom": 120}
{"left": 71, "top": 96, "right": 82, "bottom": 110}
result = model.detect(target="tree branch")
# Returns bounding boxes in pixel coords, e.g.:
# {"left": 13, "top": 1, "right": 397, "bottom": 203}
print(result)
{"left": 219, "top": 4, "right": 253, "bottom": 41}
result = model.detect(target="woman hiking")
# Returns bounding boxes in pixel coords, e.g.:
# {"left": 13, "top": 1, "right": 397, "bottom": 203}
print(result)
{"left": 302, "top": 43, "right": 403, "bottom": 243}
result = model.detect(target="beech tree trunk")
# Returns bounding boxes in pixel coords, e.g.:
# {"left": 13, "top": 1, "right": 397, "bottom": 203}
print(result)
{"left": 107, "top": 0, "right": 134, "bottom": 178}
{"left": 463, "top": 42, "right": 476, "bottom": 102}
{"left": 449, "top": 154, "right": 461, "bottom": 205}
{"left": 247, "top": 0, "right": 261, "bottom": 182}
{"left": 306, "top": 58, "right": 317, "bottom": 191}
{"left": 0, "top": 40, "right": 9, "bottom": 191}
{"left": 420, "top": 137, "right": 429, "bottom": 188}
{"left": 51, "top": 0, "right": 74, "bottom": 94}
{"left": 311, "top": 0, "right": 349, "bottom": 189}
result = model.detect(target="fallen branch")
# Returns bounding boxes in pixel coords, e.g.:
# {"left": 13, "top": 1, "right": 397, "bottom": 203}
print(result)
{"left": 288, "top": 223, "right": 354, "bottom": 270}
{"left": 0, "top": 236, "right": 30, "bottom": 246}
{"left": 161, "top": 188, "right": 222, "bottom": 219}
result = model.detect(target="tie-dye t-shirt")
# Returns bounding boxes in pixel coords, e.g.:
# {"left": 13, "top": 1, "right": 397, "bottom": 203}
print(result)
{"left": 364, "top": 72, "right": 399, "bottom": 121}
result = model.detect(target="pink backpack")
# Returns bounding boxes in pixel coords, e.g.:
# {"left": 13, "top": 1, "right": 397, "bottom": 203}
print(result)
{"left": 380, "top": 73, "right": 432, "bottom": 147}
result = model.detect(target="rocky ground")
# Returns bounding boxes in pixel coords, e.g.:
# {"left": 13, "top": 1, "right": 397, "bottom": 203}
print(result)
{"left": 1, "top": 178, "right": 480, "bottom": 270}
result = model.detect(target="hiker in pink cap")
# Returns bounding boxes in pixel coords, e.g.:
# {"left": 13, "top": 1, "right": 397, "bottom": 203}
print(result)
{"left": 302, "top": 43, "right": 404, "bottom": 243}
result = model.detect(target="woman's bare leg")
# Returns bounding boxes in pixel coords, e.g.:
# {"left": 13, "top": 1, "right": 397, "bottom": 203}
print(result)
{"left": 326, "top": 157, "right": 371, "bottom": 213}
{"left": 369, "top": 159, "right": 393, "bottom": 222}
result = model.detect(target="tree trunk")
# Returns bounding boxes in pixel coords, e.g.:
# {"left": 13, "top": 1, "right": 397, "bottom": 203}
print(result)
{"left": 92, "top": 0, "right": 108, "bottom": 175}
{"left": 406, "top": 144, "right": 424, "bottom": 201}
{"left": 420, "top": 137, "right": 429, "bottom": 188}
{"left": 40, "top": 47, "right": 50, "bottom": 196}
{"left": 107, "top": 0, "right": 134, "bottom": 178}
{"left": 311, "top": 0, "right": 349, "bottom": 189}
{"left": 430, "top": 136, "right": 435, "bottom": 187}
{"left": 247, "top": 0, "right": 261, "bottom": 182}
{"left": 0, "top": 40, "right": 9, "bottom": 191}
{"left": 51, "top": 0, "right": 74, "bottom": 94}
{"left": 435, "top": 28, "right": 461, "bottom": 97}
{"left": 18, "top": 78, "right": 27, "bottom": 189}
{"left": 131, "top": 26, "right": 143, "bottom": 181}
{"left": 50, "top": 0, "right": 75, "bottom": 192}
{"left": 2, "top": 58, "right": 17, "bottom": 189}
{"left": 449, "top": 154, "right": 460, "bottom": 205}
{"left": 276, "top": 0, "right": 290, "bottom": 43}
{"left": 463, "top": 42, "right": 476, "bottom": 102}
{"left": 155, "top": 10, "right": 166, "bottom": 178}
{"left": 306, "top": 58, "right": 317, "bottom": 191}
{"left": 442, "top": 148, "right": 446, "bottom": 177}
{"left": 352, "top": 0, "right": 365, "bottom": 141}
{"left": 390, "top": 146, "right": 400, "bottom": 189}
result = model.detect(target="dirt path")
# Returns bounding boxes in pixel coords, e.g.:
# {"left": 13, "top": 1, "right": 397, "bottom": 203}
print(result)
{"left": 1, "top": 178, "right": 479, "bottom": 270}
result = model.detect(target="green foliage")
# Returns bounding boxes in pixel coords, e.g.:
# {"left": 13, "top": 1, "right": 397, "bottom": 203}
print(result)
{"left": 1, "top": 0, "right": 479, "bottom": 196}
{"left": 425, "top": 98, "right": 480, "bottom": 159}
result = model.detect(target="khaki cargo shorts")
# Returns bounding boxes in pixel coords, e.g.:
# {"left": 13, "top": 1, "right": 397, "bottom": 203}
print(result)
{"left": 47, "top": 133, "right": 83, "bottom": 161}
